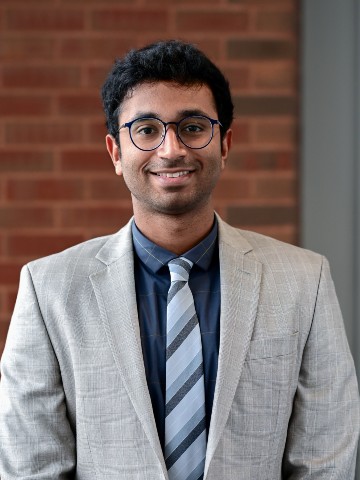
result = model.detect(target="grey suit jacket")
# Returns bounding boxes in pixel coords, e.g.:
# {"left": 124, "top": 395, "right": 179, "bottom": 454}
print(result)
{"left": 0, "top": 216, "right": 359, "bottom": 479}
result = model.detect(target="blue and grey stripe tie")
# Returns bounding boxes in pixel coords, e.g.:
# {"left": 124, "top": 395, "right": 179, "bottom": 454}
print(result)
{"left": 165, "top": 257, "right": 206, "bottom": 480}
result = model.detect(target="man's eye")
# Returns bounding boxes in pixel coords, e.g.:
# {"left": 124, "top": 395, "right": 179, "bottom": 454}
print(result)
{"left": 182, "top": 124, "right": 203, "bottom": 133}
{"left": 135, "top": 125, "right": 159, "bottom": 135}
{"left": 138, "top": 126, "right": 155, "bottom": 135}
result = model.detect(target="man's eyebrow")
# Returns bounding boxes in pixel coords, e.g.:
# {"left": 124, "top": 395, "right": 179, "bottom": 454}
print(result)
{"left": 127, "top": 109, "right": 213, "bottom": 122}
{"left": 178, "top": 109, "right": 211, "bottom": 118}
{"left": 127, "top": 111, "right": 159, "bottom": 122}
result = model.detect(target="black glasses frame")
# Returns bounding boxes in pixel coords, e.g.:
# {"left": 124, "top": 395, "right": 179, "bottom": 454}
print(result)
{"left": 118, "top": 115, "right": 223, "bottom": 151}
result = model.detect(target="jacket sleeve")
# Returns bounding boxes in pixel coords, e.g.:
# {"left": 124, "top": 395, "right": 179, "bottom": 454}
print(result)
{"left": 0, "top": 265, "right": 76, "bottom": 479}
{"left": 282, "top": 257, "right": 360, "bottom": 478}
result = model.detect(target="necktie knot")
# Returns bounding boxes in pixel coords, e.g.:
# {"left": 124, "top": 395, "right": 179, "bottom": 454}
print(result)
{"left": 168, "top": 257, "right": 193, "bottom": 283}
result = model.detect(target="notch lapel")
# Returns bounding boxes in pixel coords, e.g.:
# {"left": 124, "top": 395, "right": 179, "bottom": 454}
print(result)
{"left": 204, "top": 219, "right": 262, "bottom": 477}
{"left": 90, "top": 220, "right": 168, "bottom": 478}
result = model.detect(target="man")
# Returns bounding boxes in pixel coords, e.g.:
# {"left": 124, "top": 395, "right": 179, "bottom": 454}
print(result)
{"left": 0, "top": 40, "right": 359, "bottom": 479}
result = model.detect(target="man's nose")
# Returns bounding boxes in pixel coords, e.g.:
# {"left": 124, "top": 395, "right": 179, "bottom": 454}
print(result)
{"left": 157, "top": 125, "right": 187, "bottom": 158}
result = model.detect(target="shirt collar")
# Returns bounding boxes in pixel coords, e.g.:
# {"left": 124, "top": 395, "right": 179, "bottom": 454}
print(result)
{"left": 131, "top": 216, "right": 218, "bottom": 274}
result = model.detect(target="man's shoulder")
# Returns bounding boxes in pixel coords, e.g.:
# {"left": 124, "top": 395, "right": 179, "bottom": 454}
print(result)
{"left": 218, "top": 218, "right": 324, "bottom": 269}
{"left": 26, "top": 220, "right": 133, "bottom": 277}
{"left": 29, "top": 234, "right": 109, "bottom": 264}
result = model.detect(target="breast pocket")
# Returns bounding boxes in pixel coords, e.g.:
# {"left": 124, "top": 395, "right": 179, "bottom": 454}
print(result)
{"left": 246, "top": 331, "right": 299, "bottom": 360}
{"left": 227, "top": 332, "right": 299, "bottom": 459}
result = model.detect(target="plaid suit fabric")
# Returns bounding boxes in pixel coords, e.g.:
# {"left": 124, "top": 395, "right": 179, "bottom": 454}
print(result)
{"left": 0, "top": 216, "right": 358, "bottom": 479}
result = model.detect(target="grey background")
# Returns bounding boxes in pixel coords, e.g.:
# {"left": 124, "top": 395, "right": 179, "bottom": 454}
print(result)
{"left": 301, "top": 0, "right": 360, "bottom": 476}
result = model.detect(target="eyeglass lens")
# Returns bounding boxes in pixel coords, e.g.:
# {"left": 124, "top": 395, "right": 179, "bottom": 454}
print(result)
{"left": 129, "top": 116, "right": 214, "bottom": 150}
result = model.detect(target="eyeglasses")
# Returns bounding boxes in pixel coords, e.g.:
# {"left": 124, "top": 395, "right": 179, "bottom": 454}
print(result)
{"left": 119, "top": 115, "right": 222, "bottom": 151}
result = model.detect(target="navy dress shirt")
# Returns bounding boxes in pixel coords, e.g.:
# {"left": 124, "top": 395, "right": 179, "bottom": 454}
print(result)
{"left": 132, "top": 218, "right": 221, "bottom": 449}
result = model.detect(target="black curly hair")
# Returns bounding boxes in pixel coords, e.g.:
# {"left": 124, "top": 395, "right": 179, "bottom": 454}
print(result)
{"left": 101, "top": 40, "right": 234, "bottom": 145}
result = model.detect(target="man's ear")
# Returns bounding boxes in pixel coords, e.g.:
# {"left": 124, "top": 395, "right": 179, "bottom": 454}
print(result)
{"left": 220, "top": 128, "right": 232, "bottom": 170}
{"left": 106, "top": 134, "right": 122, "bottom": 176}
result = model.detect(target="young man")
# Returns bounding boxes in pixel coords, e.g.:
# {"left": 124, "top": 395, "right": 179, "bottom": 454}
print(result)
{"left": 0, "top": 40, "right": 359, "bottom": 479}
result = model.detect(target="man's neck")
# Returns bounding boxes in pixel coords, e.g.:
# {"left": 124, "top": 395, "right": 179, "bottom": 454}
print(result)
{"left": 133, "top": 207, "right": 216, "bottom": 255}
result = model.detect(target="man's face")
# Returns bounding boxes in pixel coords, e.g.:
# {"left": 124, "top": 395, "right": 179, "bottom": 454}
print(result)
{"left": 106, "top": 81, "right": 232, "bottom": 218}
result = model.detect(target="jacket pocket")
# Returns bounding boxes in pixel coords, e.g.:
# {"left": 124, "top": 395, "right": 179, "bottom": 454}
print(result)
{"left": 245, "top": 331, "right": 299, "bottom": 360}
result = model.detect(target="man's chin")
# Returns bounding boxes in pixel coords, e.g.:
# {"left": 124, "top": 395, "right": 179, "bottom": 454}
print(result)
{"left": 131, "top": 190, "right": 213, "bottom": 217}
{"left": 148, "top": 199, "right": 209, "bottom": 217}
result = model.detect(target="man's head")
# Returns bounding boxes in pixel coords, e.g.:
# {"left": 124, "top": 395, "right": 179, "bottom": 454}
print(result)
{"left": 103, "top": 40, "right": 234, "bottom": 225}
{"left": 101, "top": 40, "right": 234, "bottom": 144}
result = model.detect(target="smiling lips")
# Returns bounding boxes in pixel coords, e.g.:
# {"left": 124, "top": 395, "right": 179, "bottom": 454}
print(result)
{"left": 155, "top": 170, "right": 191, "bottom": 178}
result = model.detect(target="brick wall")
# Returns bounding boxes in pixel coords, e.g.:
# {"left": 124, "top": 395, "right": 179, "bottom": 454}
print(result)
{"left": 0, "top": 0, "right": 299, "bottom": 353}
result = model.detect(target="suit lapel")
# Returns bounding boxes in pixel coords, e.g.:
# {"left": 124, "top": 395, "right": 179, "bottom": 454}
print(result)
{"left": 204, "top": 218, "right": 262, "bottom": 477}
{"left": 90, "top": 220, "right": 168, "bottom": 477}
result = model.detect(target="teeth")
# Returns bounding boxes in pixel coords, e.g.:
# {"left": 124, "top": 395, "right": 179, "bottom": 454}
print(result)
{"left": 157, "top": 171, "right": 190, "bottom": 178}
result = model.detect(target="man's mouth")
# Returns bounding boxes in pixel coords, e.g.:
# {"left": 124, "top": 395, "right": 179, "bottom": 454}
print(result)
{"left": 155, "top": 171, "right": 190, "bottom": 178}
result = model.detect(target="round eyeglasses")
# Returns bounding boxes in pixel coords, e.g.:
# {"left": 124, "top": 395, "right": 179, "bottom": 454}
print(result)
{"left": 119, "top": 115, "right": 222, "bottom": 151}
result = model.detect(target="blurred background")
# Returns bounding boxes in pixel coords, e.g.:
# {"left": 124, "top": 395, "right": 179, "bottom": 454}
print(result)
{"left": 0, "top": 0, "right": 359, "bottom": 471}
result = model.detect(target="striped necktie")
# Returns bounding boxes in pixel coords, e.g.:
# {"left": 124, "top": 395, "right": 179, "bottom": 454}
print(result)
{"left": 165, "top": 257, "right": 207, "bottom": 480}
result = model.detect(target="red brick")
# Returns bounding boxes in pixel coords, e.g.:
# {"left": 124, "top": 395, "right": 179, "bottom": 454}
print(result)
{"left": 87, "top": 121, "right": 108, "bottom": 144}
{"left": 2, "top": 66, "right": 81, "bottom": 89}
{"left": 7, "top": 179, "right": 84, "bottom": 201}
{"left": 230, "top": 0, "right": 291, "bottom": 4}
{"left": 254, "top": 176, "right": 296, "bottom": 199}
{"left": 0, "top": 318, "right": 10, "bottom": 335}
{"left": 214, "top": 178, "right": 249, "bottom": 200}
{"left": 0, "top": 95, "right": 51, "bottom": 116}
{"left": 87, "top": 66, "right": 112, "bottom": 88}
{"left": 0, "top": 207, "right": 53, "bottom": 228}
{"left": 6, "top": 9, "right": 85, "bottom": 31}
{"left": 0, "top": 291, "right": 4, "bottom": 315}
{"left": 0, "top": 37, "right": 55, "bottom": 61}
{"left": 0, "top": 179, "right": 5, "bottom": 201}
{"left": 90, "top": 179, "right": 131, "bottom": 200}
{"left": 0, "top": 321, "right": 10, "bottom": 355}
{"left": 1, "top": 0, "right": 54, "bottom": 3}
{"left": 57, "top": 94, "right": 102, "bottom": 116}
{"left": 227, "top": 205, "right": 297, "bottom": 226}
{"left": 227, "top": 150, "right": 295, "bottom": 171}
{"left": 60, "top": 149, "right": 111, "bottom": 172}
{"left": 0, "top": 341, "right": 6, "bottom": 357}
{"left": 252, "top": 64, "right": 296, "bottom": 91}
{"left": 234, "top": 96, "right": 296, "bottom": 116}
{"left": 63, "top": 0, "right": 131, "bottom": 2}
{"left": 187, "top": 39, "right": 221, "bottom": 61}
{"left": 228, "top": 39, "right": 295, "bottom": 60}
{"left": 255, "top": 120, "right": 296, "bottom": 144}
{"left": 177, "top": 10, "right": 248, "bottom": 32}
{"left": 60, "top": 37, "right": 134, "bottom": 60}
{"left": 6, "top": 290, "right": 18, "bottom": 314}
{"left": 277, "top": 151, "right": 296, "bottom": 169}
{"left": 61, "top": 206, "right": 133, "bottom": 228}
{"left": 149, "top": 0, "right": 219, "bottom": 4}
{"left": 0, "top": 150, "right": 53, "bottom": 172}
{"left": 91, "top": 9, "right": 168, "bottom": 31}
{"left": 255, "top": 10, "right": 296, "bottom": 33}
{"left": 223, "top": 67, "right": 250, "bottom": 90}
{"left": 231, "top": 119, "right": 250, "bottom": 144}
{"left": 133, "top": 37, "right": 221, "bottom": 62}
{"left": 0, "top": 264, "right": 22, "bottom": 285}
{"left": 5, "top": 123, "right": 82, "bottom": 144}
{"left": 7, "top": 234, "right": 85, "bottom": 257}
